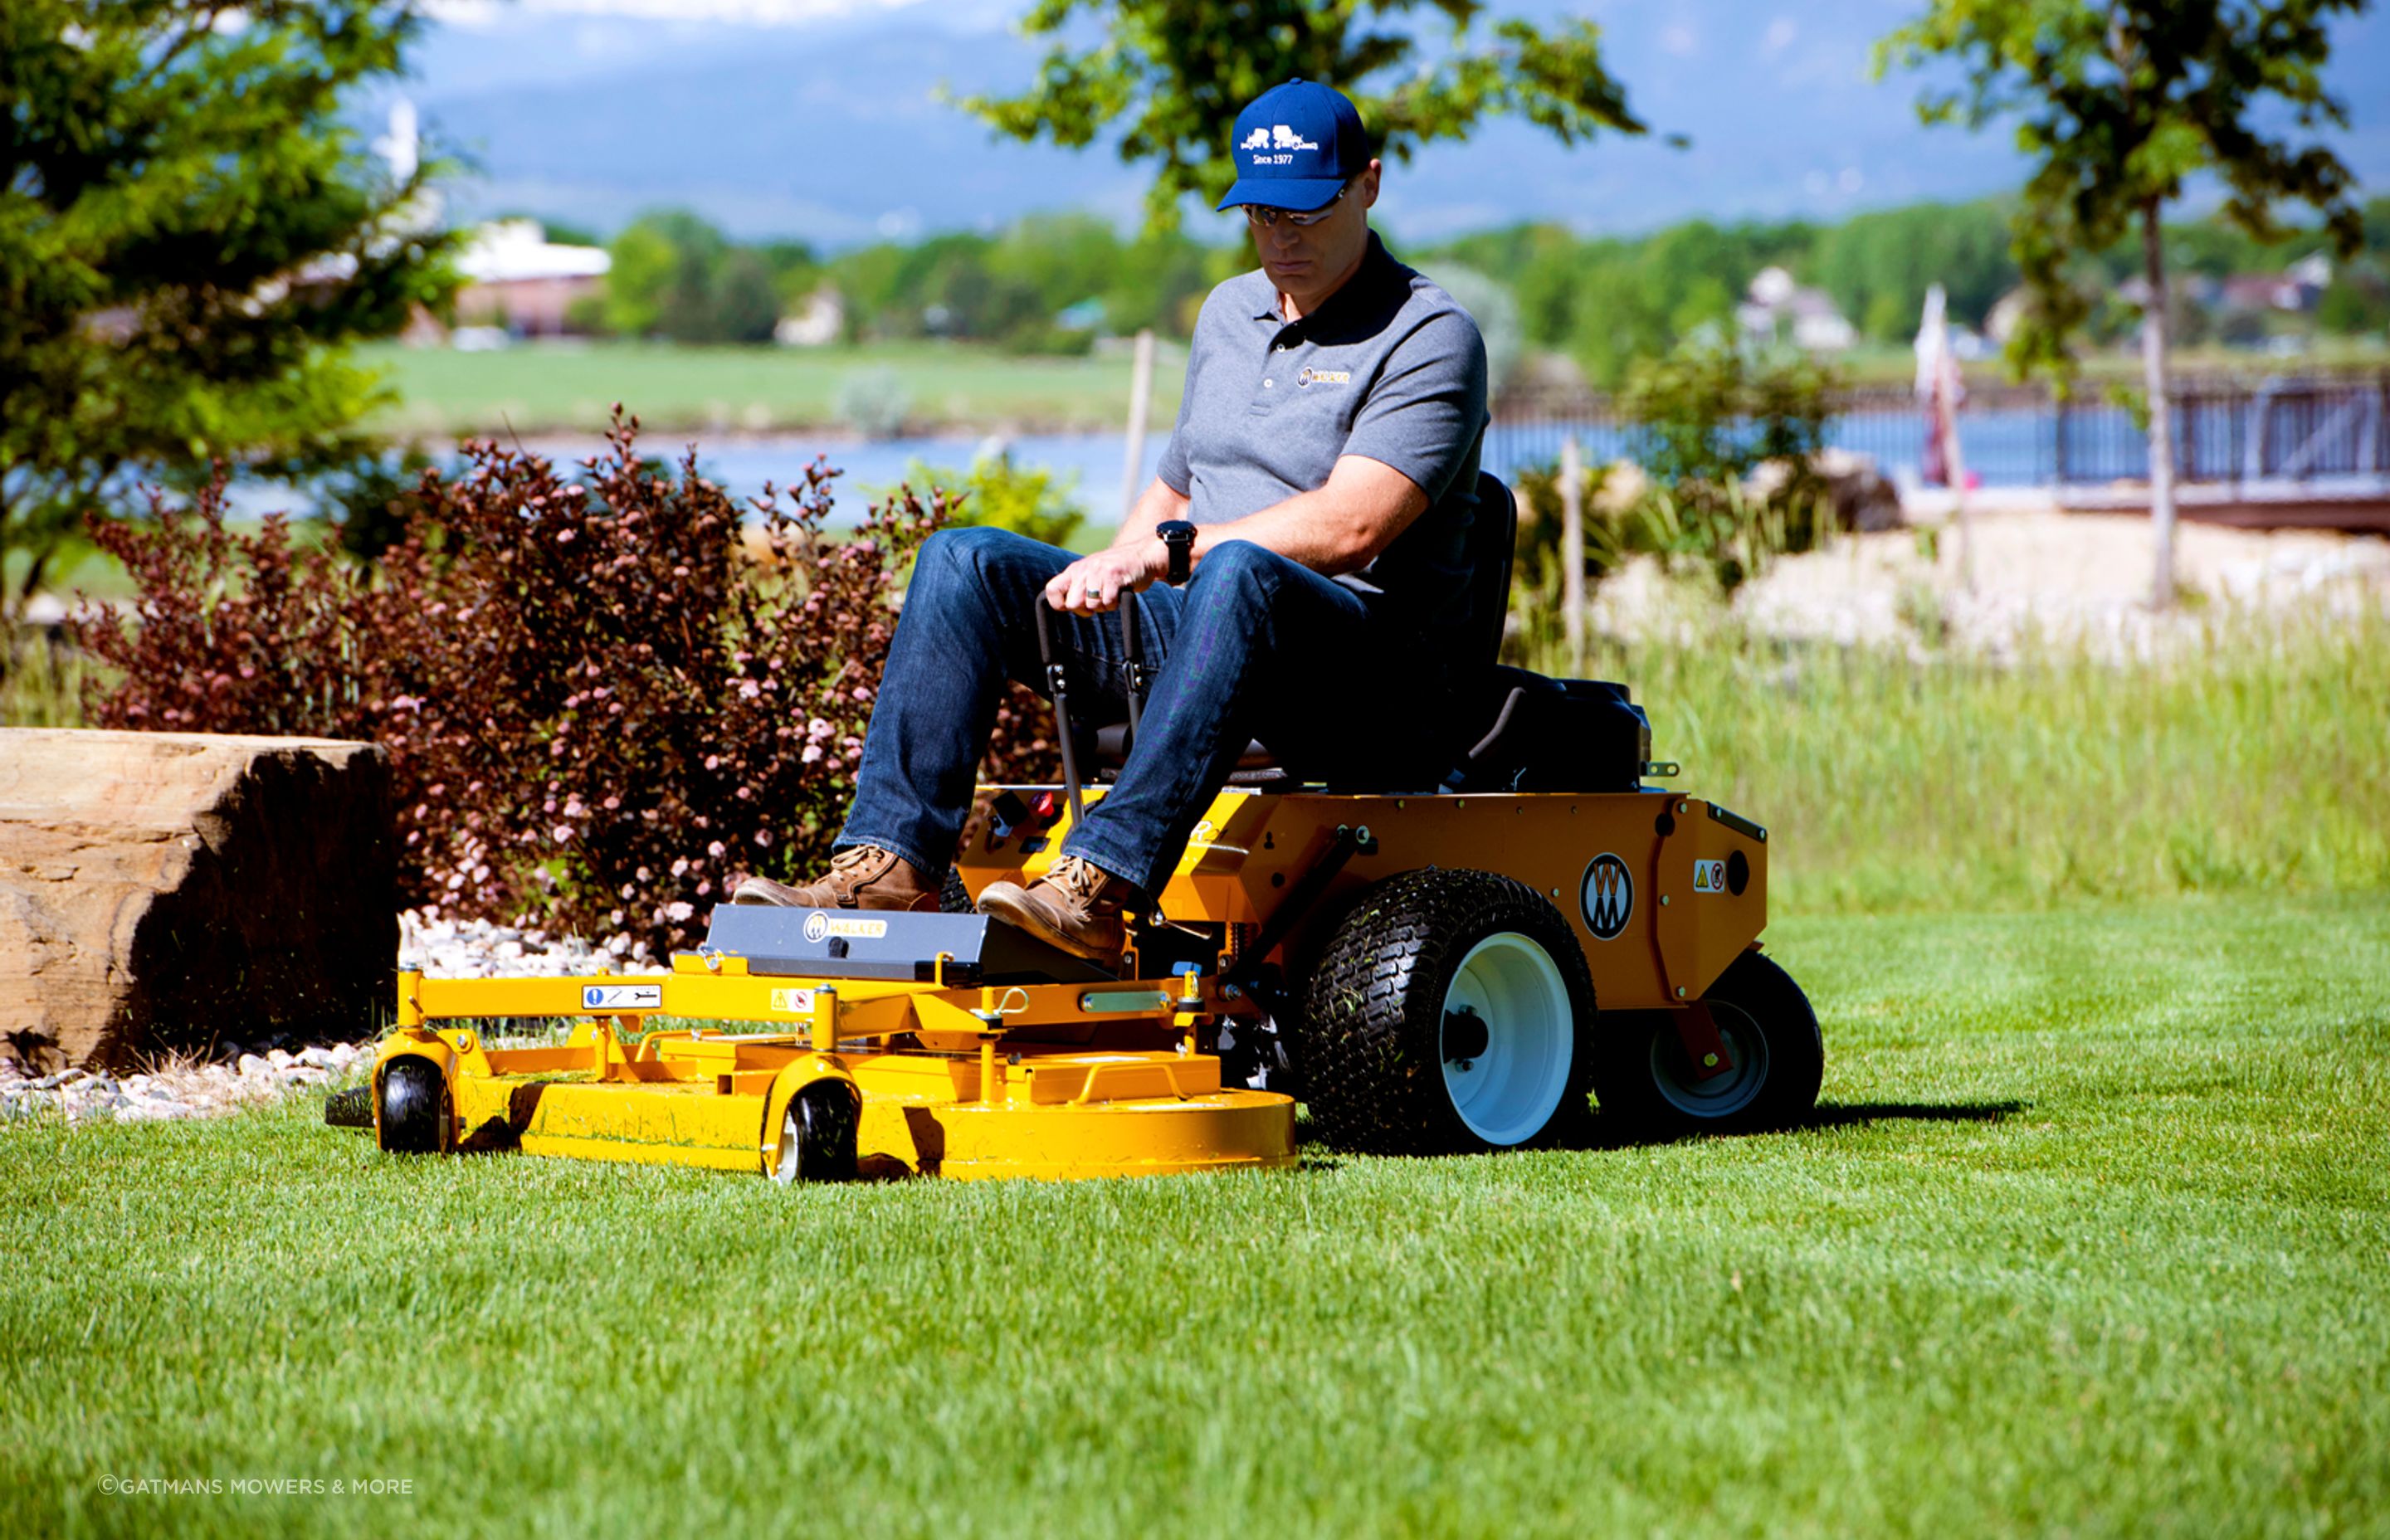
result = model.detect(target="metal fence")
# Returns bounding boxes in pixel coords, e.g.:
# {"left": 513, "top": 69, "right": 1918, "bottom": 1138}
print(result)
{"left": 1483, "top": 371, "right": 2390, "bottom": 491}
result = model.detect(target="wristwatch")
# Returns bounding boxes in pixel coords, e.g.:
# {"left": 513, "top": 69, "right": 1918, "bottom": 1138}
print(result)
{"left": 1157, "top": 519, "right": 1197, "bottom": 585}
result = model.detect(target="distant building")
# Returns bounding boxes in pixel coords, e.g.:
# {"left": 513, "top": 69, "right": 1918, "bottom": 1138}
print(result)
{"left": 451, "top": 220, "right": 611, "bottom": 337}
{"left": 1738, "top": 266, "right": 1856, "bottom": 353}
{"left": 775, "top": 286, "right": 846, "bottom": 347}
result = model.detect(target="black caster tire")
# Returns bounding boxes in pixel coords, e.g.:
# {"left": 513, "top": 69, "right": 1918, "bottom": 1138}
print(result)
{"left": 771, "top": 1081, "right": 860, "bottom": 1183}
{"left": 1296, "top": 867, "right": 1597, "bottom": 1156}
{"left": 324, "top": 1085, "right": 373, "bottom": 1128}
{"left": 377, "top": 1058, "right": 449, "bottom": 1153}
{"left": 1592, "top": 951, "right": 1822, "bottom": 1138}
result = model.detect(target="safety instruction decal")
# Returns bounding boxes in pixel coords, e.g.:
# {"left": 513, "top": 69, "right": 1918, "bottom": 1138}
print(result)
{"left": 1693, "top": 860, "right": 1727, "bottom": 894}
{"left": 768, "top": 987, "right": 817, "bottom": 1016}
{"left": 582, "top": 983, "right": 662, "bottom": 1011}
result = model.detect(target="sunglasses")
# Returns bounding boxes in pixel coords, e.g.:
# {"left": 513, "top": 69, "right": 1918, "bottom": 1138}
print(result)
{"left": 1243, "top": 179, "right": 1356, "bottom": 230}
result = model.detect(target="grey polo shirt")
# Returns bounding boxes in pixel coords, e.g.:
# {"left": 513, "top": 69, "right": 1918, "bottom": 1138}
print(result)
{"left": 1155, "top": 231, "right": 1490, "bottom": 639}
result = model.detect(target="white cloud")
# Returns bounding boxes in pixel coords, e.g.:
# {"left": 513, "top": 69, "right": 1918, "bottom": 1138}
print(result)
{"left": 427, "top": 0, "right": 927, "bottom": 28}
{"left": 1658, "top": 22, "right": 1699, "bottom": 58}
{"left": 1762, "top": 17, "right": 1797, "bottom": 56}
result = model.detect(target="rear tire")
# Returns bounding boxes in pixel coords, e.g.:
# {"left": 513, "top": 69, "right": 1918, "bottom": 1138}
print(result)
{"left": 771, "top": 1082, "right": 860, "bottom": 1183}
{"left": 1295, "top": 868, "right": 1597, "bottom": 1155}
{"left": 377, "top": 1058, "right": 449, "bottom": 1153}
{"left": 1592, "top": 951, "right": 1822, "bottom": 1138}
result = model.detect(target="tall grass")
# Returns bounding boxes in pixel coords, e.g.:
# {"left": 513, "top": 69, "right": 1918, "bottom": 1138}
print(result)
{"left": 1516, "top": 603, "right": 2390, "bottom": 914}
{"left": 0, "top": 638, "right": 90, "bottom": 729}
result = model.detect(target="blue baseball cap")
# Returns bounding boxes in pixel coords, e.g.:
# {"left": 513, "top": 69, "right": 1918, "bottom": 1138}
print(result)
{"left": 1217, "top": 78, "right": 1370, "bottom": 212}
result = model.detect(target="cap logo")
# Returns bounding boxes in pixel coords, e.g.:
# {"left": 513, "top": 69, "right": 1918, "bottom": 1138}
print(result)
{"left": 1240, "top": 124, "right": 1319, "bottom": 158}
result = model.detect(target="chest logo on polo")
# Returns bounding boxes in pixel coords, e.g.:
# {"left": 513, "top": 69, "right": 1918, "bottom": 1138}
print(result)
{"left": 1296, "top": 367, "right": 1350, "bottom": 387}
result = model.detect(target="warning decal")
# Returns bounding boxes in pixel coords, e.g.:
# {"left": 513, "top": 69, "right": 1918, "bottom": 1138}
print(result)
{"left": 1693, "top": 860, "right": 1727, "bottom": 894}
{"left": 768, "top": 987, "right": 817, "bottom": 1016}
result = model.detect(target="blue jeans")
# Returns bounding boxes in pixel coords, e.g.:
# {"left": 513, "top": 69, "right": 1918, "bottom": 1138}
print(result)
{"left": 838, "top": 525, "right": 1454, "bottom": 899}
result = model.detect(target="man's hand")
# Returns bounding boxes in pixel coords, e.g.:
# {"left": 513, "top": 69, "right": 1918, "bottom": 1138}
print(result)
{"left": 1043, "top": 541, "right": 1166, "bottom": 616}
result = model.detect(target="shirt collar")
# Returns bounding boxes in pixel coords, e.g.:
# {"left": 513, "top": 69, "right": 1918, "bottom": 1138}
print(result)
{"left": 1249, "top": 230, "right": 1402, "bottom": 327}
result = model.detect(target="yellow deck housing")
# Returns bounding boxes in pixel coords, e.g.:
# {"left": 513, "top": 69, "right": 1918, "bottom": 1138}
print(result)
{"left": 380, "top": 957, "right": 1297, "bottom": 1180}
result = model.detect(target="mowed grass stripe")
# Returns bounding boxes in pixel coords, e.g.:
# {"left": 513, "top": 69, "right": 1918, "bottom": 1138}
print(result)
{"left": 3, "top": 894, "right": 2385, "bottom": 1538}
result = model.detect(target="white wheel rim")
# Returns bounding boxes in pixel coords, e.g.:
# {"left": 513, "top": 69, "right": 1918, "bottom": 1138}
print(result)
{"left": 771, "top": 1102, "right": 803, "bottom": 1184}
{"left": 1648, "top": 1000, "right": 1771, "bottom": 1118}
{"left": 1439, "top": 932, "right": 1576, "bottom": 1146}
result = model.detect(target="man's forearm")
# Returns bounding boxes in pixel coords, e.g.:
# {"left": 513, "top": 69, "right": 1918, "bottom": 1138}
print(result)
{"left": 1178, "top": 457, "right": 1429, "bottom": 580}
{"left": 1107, "top": 478, "right": 1190, "bottom": 552}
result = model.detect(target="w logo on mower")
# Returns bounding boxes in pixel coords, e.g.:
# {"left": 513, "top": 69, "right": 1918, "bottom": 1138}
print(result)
{"left": 1580, "top": 853, "right": 1633, "bottom": 940}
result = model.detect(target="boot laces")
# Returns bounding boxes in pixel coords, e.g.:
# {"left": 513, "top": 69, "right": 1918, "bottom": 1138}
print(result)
{"left": 1047, "top": 855, "right": 1109, "bottom": 900}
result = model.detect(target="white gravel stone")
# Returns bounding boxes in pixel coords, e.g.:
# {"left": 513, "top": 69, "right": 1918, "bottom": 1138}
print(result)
{"left": 10, "top": 908, "right": 662, "bottom": 1128}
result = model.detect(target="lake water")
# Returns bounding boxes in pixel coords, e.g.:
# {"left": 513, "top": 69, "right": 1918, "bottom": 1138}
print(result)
{"left": 216, "top": 402, "right": 2187, "bottom": 525}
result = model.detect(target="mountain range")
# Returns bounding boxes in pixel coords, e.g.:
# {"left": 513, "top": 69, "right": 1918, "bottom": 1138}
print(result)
{"left": 402, "top": 0, "right": 2389, "bottom": 248}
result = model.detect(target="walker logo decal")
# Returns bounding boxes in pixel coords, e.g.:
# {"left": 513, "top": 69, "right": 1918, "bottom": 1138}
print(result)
{"left": 1580, "top": 854, "right": 1634, "bottom": 940}
{"left": 581, "top": 984, "right": 662, "bottom": 1011}
{"left": 1296, "top": 367, "right": 1351, "bottom": 387}
{"left": 768, "top": 987, "right": 817, "bottom": 1015}
{"left": 802, "top": 911, "right": 887, "bottom": 943}
{"left": 1240, "top": 123, "right": 1319, "bottom": 164}
{"left": 1693, "top": 860, "right": 1727, "bottom": 894}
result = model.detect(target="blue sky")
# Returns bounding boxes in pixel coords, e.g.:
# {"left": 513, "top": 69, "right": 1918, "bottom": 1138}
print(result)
{"left": 402, "top": 0, "right": 2389, "bottom": 246}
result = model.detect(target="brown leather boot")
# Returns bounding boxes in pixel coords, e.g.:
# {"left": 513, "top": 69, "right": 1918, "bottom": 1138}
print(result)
{"left": 975, "top": 854, "right": 1130, "bottom": 964}
{"left": 730, "top": 845, "right": 939, "bottom": 911}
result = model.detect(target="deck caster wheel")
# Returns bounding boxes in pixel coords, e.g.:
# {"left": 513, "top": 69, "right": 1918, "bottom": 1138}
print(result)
{"left": 377, "top": 1058, "right": 449, "bottom": 1153}
{"left": 772, "top": 1082, "right": 860, "bottom": 1184}
{"left": 324, "top": 1085, "right": 372, "bottom": 1128}
{"left": 1296, "top": 868, "right": 1597, "bottom": 1155}
{"left": 1593, "top": 952, "right": 1822, "bottom": 1138}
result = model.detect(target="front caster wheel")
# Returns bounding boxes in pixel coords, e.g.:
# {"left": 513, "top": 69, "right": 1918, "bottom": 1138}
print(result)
{"left": 377, "top": 1058, "right": 450, "bottom": 1153}
{"left": 771, "top": 1082, "right": 860, "bottom": 1183}
{"left": 1593, "top": 951, "right": 1822, "bottom": 1138}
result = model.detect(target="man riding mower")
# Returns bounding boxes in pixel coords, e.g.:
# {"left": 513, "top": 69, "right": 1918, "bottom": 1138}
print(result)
{"left": 358, "top": 80, "right": 1821, "bottom": 1181}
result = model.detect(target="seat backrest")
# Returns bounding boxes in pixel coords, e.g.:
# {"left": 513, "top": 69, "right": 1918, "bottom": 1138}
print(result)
{"left": 1464, "top": 470, "right": 1519, "bottom": 670}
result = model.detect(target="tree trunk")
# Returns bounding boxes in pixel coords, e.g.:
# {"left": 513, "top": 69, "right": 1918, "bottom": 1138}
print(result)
{"left": 2140, "top": 198, "right": 2177, "bottom": 609}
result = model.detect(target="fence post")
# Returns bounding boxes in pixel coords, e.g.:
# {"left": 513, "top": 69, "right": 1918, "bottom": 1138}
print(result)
{"left": 1119, "top": 328, "right": 1155, "bottom": 522}
{"left": 1560, "top": 434, "right": 1584, "bottom": 675}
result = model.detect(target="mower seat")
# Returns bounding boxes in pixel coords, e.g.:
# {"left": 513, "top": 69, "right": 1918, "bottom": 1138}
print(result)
{"left": 1087, "top": 470, "right": 1648, "bottom": 793}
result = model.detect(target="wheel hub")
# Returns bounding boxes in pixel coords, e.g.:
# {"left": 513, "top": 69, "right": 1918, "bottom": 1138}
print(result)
{"left": 1438, "top": 933, "right": 1575, "bottom": 1146}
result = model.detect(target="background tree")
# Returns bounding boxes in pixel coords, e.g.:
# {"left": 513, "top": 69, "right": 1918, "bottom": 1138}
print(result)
{"left": 1880, "top": 0, "right": 2366, "bottom": 607}
{"left": 0, "top": 0, "right": 456, "bottom": 646}
{"left": 958, "top": 0, "right": 1649, "bottom": 234}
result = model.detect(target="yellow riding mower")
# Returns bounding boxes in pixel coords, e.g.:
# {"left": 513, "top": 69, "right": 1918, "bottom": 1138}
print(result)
{"left": 354, "top": 475, "right": 1820, "bottom": 1181}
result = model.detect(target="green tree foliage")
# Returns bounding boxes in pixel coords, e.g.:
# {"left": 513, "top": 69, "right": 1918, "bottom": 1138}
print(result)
{"left": 1880, "top": 0, "right": 2366, "bottom": 606}
{"left": 817, "top": 217, "right": 1230, "bottom": 348}
{"left": 1812, "top": 202, "right": 2014, "bottom": 343}
{"left": 0, "top": 0, "right": 456, "bottom": 633}
{"left": 958, "top": 1, "right": 1646, "bottom": 232}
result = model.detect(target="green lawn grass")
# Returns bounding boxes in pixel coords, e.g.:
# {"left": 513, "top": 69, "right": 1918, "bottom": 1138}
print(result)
{"left": 4, "top": 893, "right": 2383, "bottom": 1538}
{"left": 358, "top": 339, "right": 1187, "bottom": 438}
